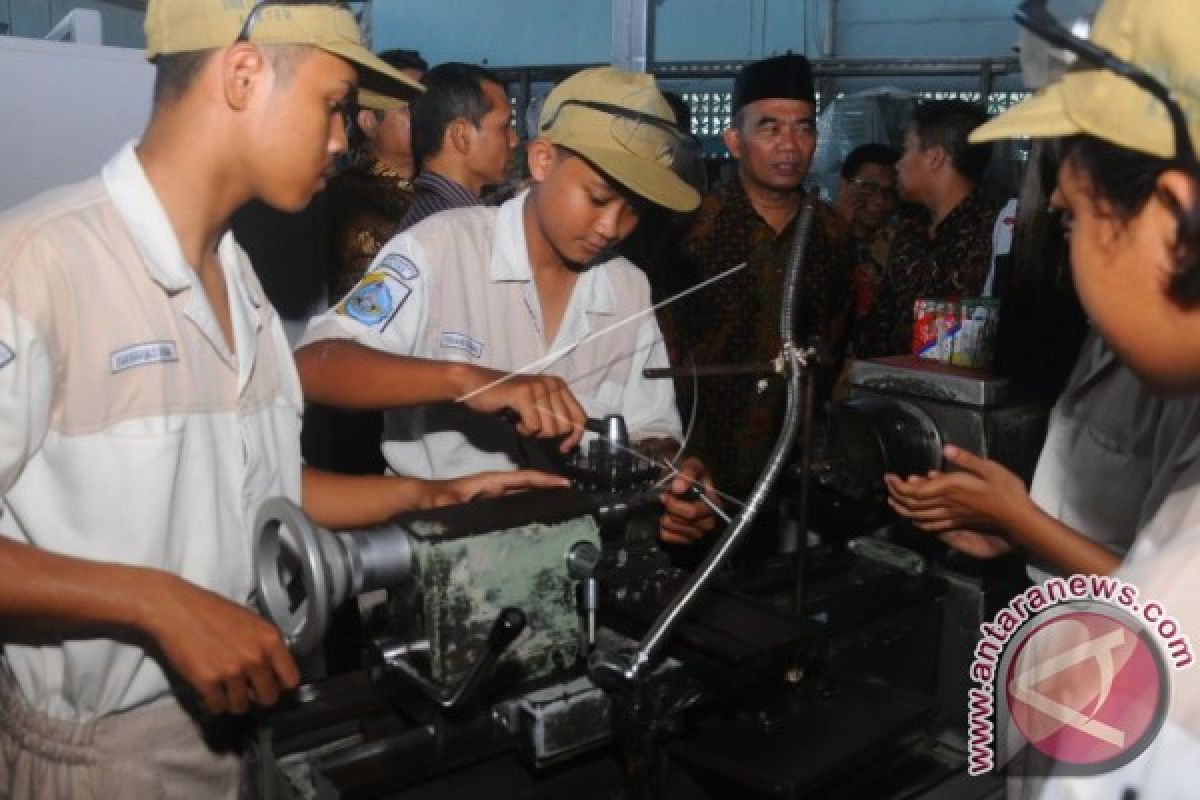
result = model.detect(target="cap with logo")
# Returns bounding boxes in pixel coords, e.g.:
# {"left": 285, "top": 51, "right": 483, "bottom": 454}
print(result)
{"left": 538, "top": 66, "right": 702, "bottom": 213}
{"left": 144, "top": 0, "right": 422, "bottom": 102}
{"left": 970, "top": 0, "right": 1199, "bottom": 162}
{"left": 732, "top": 54, "right": 816, "bottom": 115}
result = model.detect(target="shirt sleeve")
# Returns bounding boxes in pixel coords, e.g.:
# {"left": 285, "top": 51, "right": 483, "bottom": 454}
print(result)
{"left": 0, "top": 289, "right": 55, "bottom": 502}
{"left": 623, "top": 313, "right": 683, "bottom": 442}
{"left": 298, "top": 234, "right": 430, "bottom": 358}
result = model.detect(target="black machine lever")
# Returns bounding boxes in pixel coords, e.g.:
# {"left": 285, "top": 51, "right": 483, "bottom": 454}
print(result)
{"left": 373, "top": 607, "right": 527, "bottom": 712}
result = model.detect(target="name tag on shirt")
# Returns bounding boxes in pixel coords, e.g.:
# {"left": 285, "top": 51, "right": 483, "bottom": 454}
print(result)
{"left": 110, "top": 341, "right": 178, "bottom": 373}
{"left": 440, "top": 331, "right": 484, "bottom": 359}
{"left": 382, "top": 253, "right": 420, "bottom": 280}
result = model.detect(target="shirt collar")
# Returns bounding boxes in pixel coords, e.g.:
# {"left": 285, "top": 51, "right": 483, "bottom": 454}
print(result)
{"left": 101, "top": 141, "right": 252, "bottom": 303}
{"left": 932, "top": 187, "right": 987, "bottom": 239}
{"left": 1069, "top": 325, "right": 1118, "bottom": 398}
{"left": 488, "top": 190, "right": 617, "bottom": 316}
{"left": 101, "top": 141, "right": 195, "bottom": 293}
{"left": 413, "top": 170, "right": 478, "bottom": 207}
{"left": 729, "top": 173, "right": 805, "bottom": 235}
{"left": 489, "top": 190, "right": 532, "bottom": 282}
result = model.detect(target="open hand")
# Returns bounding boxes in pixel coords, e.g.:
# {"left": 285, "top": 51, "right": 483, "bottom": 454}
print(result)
{"left": 884, "top": 444, "right": 1031, "bottom": 535}
{"left": 425, "top": 469, "right": 570, "bottom": 508}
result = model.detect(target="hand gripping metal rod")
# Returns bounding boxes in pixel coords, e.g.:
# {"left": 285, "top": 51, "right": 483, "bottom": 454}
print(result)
{"left": 593, "top": 198, "right": 816, "bottom": 686}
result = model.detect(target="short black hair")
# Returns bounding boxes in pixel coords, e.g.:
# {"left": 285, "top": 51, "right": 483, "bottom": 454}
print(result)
{"left": 840, "top": 143, "right": 900, "bottom": 180}
{"left": 151, "top": 45, "right": 307, "bottom": 111}
{"left": 410, "top": 62, "right": 506, "bottom": 167}
{"left": 910, "top": 99, "right": 993, "bottom": 183}
{"left": 379, "top": 48, "right": 427, "bottom": 74}
{"left": 152, "top": 50, "right": 215, "bottom": 109}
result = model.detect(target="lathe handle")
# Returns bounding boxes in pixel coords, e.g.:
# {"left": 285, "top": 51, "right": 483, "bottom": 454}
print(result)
{"left": 378, "top": 607, "right": 527, "bottom": 712}
{"left": 253, "top": 496, "right": 337, "bottom": 656}
{"left": 253, "top": 497, "right": 418, "bottom": 656}
{"left": 487, "top": 607, "right": 527, "bottom": 652}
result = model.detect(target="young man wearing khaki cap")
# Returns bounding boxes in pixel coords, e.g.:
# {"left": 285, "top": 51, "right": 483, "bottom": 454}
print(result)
{"left": 297, "top": 66, "right": 721, "bottom": 544}
{"left": 918, "top": 0, "right": 1200, "bottom": 797}
{"left": 0, "top": 2, "right": 566, "bottom": 796}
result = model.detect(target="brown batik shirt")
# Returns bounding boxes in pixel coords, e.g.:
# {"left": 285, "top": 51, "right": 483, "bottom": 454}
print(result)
{"left": 666, "top": 175, "right": 853, "bottom": 501}
{"left": 327, "top": 154, "right": 414, "bottom": 300}
{"left": 854, "top": 188, "right": 999, "bottom": 358}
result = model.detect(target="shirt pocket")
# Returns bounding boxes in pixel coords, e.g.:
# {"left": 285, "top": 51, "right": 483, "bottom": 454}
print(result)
{"left": 1083, "top": 419, "right": 1134, "bottom": 456}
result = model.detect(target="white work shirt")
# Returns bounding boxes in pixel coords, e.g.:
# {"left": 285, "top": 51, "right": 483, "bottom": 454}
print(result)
{"left": 302, "top": 190, "right": 682, "bottom": 479}
{"left": 0, "top": 143, "right": 304, "bottom": 721}
{"left": 1034, "top": 533, "right": 1200, "bottom": 799}
{"left": 1022, "top": 334, "right": 1200, "bottom": 800}
{"left": 1033, "top": 373, "right": 1200, "bottom": 797}
{"left": 1026, "top": 328, "right": 1200, "bottom": 582}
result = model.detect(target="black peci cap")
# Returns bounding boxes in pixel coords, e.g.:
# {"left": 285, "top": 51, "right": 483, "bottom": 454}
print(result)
{"left": 732, "top": 54, "right": 816, "bottom": 114}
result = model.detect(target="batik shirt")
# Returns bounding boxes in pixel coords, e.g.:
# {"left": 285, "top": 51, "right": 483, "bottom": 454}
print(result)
{"left": 667, "top": 175, "right": 853, "bottom": 500}
{"left": 327, "top": 154, "right": 414, "bottom": 301}
{"left": 854, "top": 189, "right": 1000, "bottom": 358}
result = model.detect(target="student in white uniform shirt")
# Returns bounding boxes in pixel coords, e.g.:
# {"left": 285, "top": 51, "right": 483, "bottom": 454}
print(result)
{"left": 298, "top": 66, "right": 721, "bottom": 545}
{"left": 0, "top": 2, "right": 566, "bottom": 797}
{"left": 932, "top": 0, "right": 1200, "bottom": 796}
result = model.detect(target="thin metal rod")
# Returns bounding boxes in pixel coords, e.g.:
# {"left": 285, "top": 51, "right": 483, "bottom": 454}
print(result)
{"left": 643, "top": 362, "right": 779, "bottom": 379}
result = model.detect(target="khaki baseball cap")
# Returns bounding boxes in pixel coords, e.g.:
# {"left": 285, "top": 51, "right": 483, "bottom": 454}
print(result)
{"left": 539, "top": 67, "right": 701, "bottom": 212}
{"left": 144, "top": 0, "right": 422, "bottom": 101}
{"left": 970, "top": 0, "right": 1199, "bottom": 161}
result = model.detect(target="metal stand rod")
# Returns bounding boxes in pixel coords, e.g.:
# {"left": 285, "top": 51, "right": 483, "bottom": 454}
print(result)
{"left": 793, "top": 366, "right": 817, "bottom": 617}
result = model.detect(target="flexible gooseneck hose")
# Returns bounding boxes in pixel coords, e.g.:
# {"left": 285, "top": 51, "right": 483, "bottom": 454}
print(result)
{"left": 594, "top": 198, "right": 817, "bottom": 685}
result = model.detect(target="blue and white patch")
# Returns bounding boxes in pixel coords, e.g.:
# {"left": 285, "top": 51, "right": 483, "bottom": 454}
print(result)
{"left": 338, "top": 271, "right": 412, "bottom": 329}
{"left": 0, "top": 341, "right": 13, "bottom": 370}
{"left": 111, "top": 341, "right": 178, "bottom": 373}
{"left": 381, "top": 253, "right": 420, "bottom": 281}
{"left": 440, "top": 331, "right": 484, "bottom": 359}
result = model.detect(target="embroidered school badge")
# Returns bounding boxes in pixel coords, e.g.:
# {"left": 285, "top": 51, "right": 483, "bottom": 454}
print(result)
{"left": 339, "top": 271, "right": 411, "bottom": 329}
